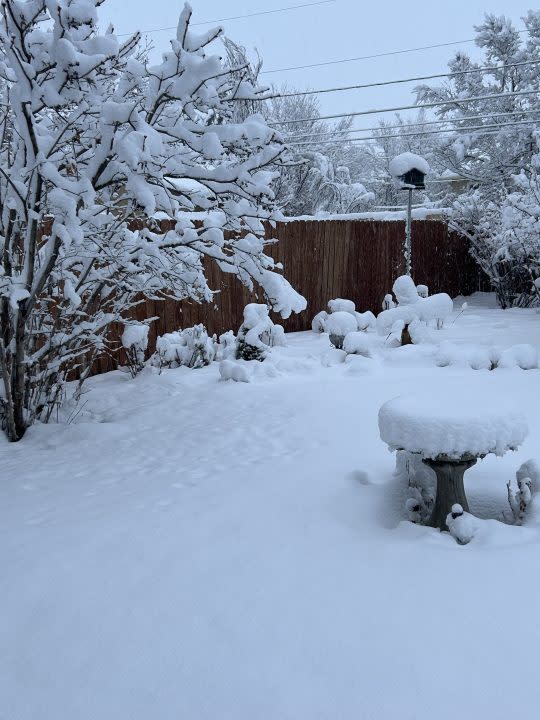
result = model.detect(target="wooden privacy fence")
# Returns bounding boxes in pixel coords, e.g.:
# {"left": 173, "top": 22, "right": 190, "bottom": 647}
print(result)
{"left": 97, "top": 218, "right": 482, "bottom": 373}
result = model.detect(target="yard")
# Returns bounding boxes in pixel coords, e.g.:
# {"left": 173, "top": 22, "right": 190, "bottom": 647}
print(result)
{"left": 2, "top": 293, "right": 540, "bottom": 720}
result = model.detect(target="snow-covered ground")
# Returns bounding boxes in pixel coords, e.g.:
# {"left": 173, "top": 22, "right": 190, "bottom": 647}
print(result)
{"left": 2, "top": 293, "right": 540, "bottom": 720}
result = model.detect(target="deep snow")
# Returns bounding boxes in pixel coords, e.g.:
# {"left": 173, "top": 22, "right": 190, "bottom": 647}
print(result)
{"left": 2, "top": 293, "right": 540, "bottom": 720}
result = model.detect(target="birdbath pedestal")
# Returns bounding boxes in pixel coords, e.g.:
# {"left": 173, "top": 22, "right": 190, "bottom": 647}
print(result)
{"left": 378, "top": 392, "right": 529, "bottom": 531}
{"left": 422, "top": 453, "right": 478, "bottom": 530}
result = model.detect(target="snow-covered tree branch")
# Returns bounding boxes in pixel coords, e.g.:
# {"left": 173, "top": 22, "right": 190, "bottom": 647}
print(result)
{"left": 0, "top": 0, "right": 305, "bottom": 441}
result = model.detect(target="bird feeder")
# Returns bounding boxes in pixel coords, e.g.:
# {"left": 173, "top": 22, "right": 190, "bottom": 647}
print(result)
{"left": 396, "top": 167, "right": 426, "bottom": 190}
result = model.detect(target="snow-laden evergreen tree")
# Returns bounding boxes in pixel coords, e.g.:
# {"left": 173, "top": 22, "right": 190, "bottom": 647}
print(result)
{"left": 0, "top": 0, "right": 306, "bottom": 441}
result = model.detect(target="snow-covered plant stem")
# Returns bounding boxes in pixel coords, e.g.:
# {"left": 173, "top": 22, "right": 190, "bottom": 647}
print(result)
{"left": 0, "top": 0, "right": 305, "bottom": 441}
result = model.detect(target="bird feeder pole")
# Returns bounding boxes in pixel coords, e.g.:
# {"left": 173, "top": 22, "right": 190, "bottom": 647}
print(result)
{"left": 405, "top": 187, "right": 413, "bottom": 276}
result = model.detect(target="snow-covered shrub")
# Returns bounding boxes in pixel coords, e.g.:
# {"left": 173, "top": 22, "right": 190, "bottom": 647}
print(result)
{"left": 395, "top": 450, "right": 435, "bottom": 524}
{"left": 236, "top": 304, "right": 285, "bottom": 361}
{"left": 377, "top": 306, "right": 418, "bottom": 337}
{"left": 507, "top": 476, "right": 533, "bottom": 526}
{"left": 343, "top": 332, "right": 372, "bottom": 357}
{"left": 418, "top": 294, "right": 453, "bottom": 329}
{"left": 393, "top": 275, "right": 420, "bottom": 305}
{"left": 355, "top": 311, "right": 376, "bottom": 331}
{"left": 382, "top": 294, "right": 396, "bottom": 310}
{"left": 311, "top": 310, "right": 328, "bottom": 333}
{"left": 328, "top": 298, "right": 356, "bottom": 315}
{"left": 153, "top": 325, "right": 216, "bottom": 370}
{"left": 507, "top": 459, "right": 540, "bottom": 525}
{"left": 121, "top": 323, "right": 150, "bottom": 378}
{"left": 215, "top": 331, "right": 237, "bottom": 361}
{"left": 446, "top": 504, "right": 478, "bottom": 545}
{"left": 325, "top": 311, "right": 358, "bottom": 349}
{"left": 517, "top": 459, "right": 540, "bottom": 493}
{"left": 377, "top": 275, "right": 453, "bottom": 343}
{"left": 417, "top": 284, "right": 429, "bottom": 298}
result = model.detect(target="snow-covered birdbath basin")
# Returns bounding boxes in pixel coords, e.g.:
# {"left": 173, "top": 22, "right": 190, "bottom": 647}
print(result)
{"left": 378, "top": 392, "right": 529, "bottom": 530}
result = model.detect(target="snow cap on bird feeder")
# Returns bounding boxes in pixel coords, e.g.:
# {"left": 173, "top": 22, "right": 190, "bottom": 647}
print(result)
{"left": 389, "top": 152, "right": 429, "bottom": 189}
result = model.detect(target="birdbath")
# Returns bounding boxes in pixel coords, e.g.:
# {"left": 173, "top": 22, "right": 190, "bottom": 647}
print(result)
{"left": 378, "top": 392, "right": 529, "bottom": 531}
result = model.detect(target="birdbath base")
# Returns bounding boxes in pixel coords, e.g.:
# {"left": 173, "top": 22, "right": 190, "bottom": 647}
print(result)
{"left": 422, "top": 454, "right": 478, "bottom": 531}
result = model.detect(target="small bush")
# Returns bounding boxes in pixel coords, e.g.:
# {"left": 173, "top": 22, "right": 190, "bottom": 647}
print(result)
{"left": 236, "top": 304, "right": 285, "bottom": 361}
{"left": 152, "top": 324, "right": 216, "bottom": 370}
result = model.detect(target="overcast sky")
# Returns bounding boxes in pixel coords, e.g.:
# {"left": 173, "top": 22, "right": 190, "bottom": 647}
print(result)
{"left": 100, "top": 0, "right": 535, "bottom": 131}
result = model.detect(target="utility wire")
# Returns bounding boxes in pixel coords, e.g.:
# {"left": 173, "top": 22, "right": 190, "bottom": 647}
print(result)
{"left": 269, "top": 89, "right": 540, "bottom": 125}
{"left": 261, "top": 29, "right": 530, "bottom": 74}
{"left": 117, "top": 0, "right": 335, "bottom": 36}
{"left": 286, "top": 118, "right": 538, "bottom": 146}
{"left": 270, "top": 59, "right": 540, "bottom": 99}
{"left": 283, "top": 109, "right": 540, "bottom": 140}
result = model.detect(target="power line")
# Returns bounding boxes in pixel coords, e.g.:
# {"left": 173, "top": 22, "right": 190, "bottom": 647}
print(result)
{"left": 261, "top": 29, "right": 529, "bottom": 74}
{"left": 285, "top": 118, "right": 538, "bottom": 146}
{"left": 269, "top": 89, "right": 540, "bottom": 125}
{"left": 117, "top": 0, "right": 335, "bottom": 37}
{"left": 271, "top": 59, "right": 540, "bottom": 99}
{"left": 283, "top": 109, "right": 540, "bottom": 140}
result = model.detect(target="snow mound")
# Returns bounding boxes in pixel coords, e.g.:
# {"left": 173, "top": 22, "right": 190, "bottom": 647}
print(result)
{"left": 378, "top": 391, "right": 528, "bottom": 459}
{"left": 389, "top": 152, "right": 430, "bottom": 178}
{"left": 343, "top": 331, "right": 372, "bottom": 357}
{"left": 219, "top": 359, "right": 250, "bottom": 383}
{"left": 446, "top": 505, "right": 479, "bottom": 545}
{"left": 497, "top": 344, "right": 539, "bottom": 370}
{"left": 437, "top": 343, "right": 539, "bottom": 371}
{"left": 436, "top": 342, "right": 494, "bottom": 370}
{"left": 321, "top": 348, "right": 347, "bottom": 366}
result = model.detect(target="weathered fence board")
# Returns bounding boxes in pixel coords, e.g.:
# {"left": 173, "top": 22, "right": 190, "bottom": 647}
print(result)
{"left": 94, "top": 218, "right": 482, "bottom": 373}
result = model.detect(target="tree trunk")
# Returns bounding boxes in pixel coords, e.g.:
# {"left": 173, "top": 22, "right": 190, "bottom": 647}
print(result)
{"left": 401, "top": 324, "right": 413, "bottom": 345}
{"left": 422, "top": 456, "right": 477, "bottom": 531}
{"left": 11, "top": 309, "right": 27, "bottom": 441}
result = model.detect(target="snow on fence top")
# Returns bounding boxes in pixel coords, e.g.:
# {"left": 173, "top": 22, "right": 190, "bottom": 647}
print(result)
{"left": 278, "top": 208, "right": 444, "bottom": 222}
{"left": 378, "top": 392, "right": 528, "bottom": 460}
{"left": 388, "top": 152, "right": 430, "bottom": 179}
